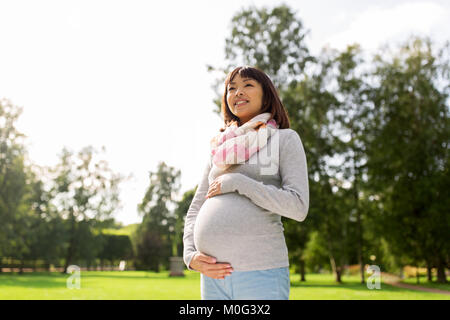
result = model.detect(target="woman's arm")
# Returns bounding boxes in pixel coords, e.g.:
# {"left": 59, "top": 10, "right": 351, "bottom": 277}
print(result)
{"left": 182, "top": 155, "right": 212, "bottom": 271}
{"left": 220, "top": 130, "right": 309, "bottom": 222}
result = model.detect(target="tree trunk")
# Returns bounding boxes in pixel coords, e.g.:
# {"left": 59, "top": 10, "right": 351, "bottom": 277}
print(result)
{"left": 356, "top": 211, "right": 365, "bottom": 284}
{"left": 329, "top": 255, "right": 342, "bottom": 283}
{"left": 436, "top": 256, "right": 447, "bottom": 283}
{"left": 300, "top": 259, "right": 306, "bottom": 281}
{"left": 426, "top": 260, "right": 433, "bottom": 282}
{"left": 335, "top": 266, "right": 342, "bottom": 283}
{"left": 19, "top": 259, "right": 23, "bottom": 274}
{"left": 352, "top": 159, "right": 365, "bottom": 285}
{"left": 416, "top": 265, "right": 420, "bottom": 284}
{"left": 63, "top": 212, "right": 77, "bottom": 274}
{"left": 63, "top": 240, "right": 75, "bottom": 274}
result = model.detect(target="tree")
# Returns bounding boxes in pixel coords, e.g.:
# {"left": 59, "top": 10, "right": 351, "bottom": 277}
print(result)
{"left": 327, "top": 44, "right": 374, "bottom": 284}
{"left": 367, "top": 36, "right": 450, "bottom": 283}
{"left": 223, "top": 4, "right": 313, "bottom": 88}
{"left": 49, "top": 145, "right": 124, "bottom": 273}
{"left": 0, "top": 99, "right": 29, "bottom": 272}
{"left": 22, "top": 164, "right": 68, "bottom": 271}
{"left": 135, "top": 161, "right": 181, "bottom": 271}
{"left": 98, "top": 234, "right": 134, "bottom": 269}
{"left": 173, "top": 188, "right": 195, "bottom": 257}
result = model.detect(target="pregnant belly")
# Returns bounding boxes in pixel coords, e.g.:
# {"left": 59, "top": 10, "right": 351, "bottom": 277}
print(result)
{"left": 193, "top": 193, "right": 282, "bottom": 259}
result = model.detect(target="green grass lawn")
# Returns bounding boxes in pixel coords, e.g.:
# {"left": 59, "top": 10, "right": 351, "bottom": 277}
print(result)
{"left": 400, "top": 276, "right": 450, "bottom": 292}
{"left": 289, "top": 273, "right": 449, "bottom": 300}
{"left": 0, "top": 270, "right": 448, "bottom": 300}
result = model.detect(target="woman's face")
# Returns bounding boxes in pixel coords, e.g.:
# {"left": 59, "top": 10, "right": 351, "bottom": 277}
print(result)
{"left": 226, "top": 73, "right": 264, "bottom": 126}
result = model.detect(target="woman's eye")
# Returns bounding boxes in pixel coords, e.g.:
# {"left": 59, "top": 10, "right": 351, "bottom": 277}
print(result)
{"left": 228, "top": 84, "right": 252, "bottom": 91}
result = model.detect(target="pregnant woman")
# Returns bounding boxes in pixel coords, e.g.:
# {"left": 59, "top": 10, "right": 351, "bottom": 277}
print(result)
{"left": 183, "top": 65, "right": 309, "bottom": 300}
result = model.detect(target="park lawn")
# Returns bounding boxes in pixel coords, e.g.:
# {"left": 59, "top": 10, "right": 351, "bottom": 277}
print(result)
{"left": 288, "top": 273, "right": 449, "bottom": 300}
{"left": 0, "top": 271, "right": 200, "bottom": 300}
{"left": 0, "top": 270, "right": 448, "bottom": 300}
{"left": 399, "top": 276, "right": 450, "bottom": 292}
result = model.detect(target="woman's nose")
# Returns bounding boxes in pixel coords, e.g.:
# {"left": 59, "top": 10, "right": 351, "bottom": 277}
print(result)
{"left": 235, "top": 87, "right": 244, "bottom": 96}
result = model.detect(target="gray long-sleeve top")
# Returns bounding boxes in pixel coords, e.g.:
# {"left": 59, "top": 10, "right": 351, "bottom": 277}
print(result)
{"left": 183, "top": 128, "right": 309, "bottom": 271}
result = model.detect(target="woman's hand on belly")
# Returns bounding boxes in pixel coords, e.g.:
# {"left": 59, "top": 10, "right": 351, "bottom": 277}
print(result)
{"left": 205, "top": 175, "right": 225, "bottom": 199}
{"left": 189, "top": 252, "right": 234, "bottom": 279}
{"left": 206, "top": 173, "right": 243, "bottom": 199}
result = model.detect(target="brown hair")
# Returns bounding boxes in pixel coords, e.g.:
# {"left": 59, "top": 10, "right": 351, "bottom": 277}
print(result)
{"left": 219, "top": 66, "right": 290, "bottom": 132}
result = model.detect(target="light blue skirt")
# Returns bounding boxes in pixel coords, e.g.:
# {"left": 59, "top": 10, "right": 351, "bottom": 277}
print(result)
{"left": 200, "top": 266, "right": 290, "bottom": 300}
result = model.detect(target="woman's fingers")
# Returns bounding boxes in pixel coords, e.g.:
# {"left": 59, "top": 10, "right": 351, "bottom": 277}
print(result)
{"left": 218, "top": 266, "right": 234, "bottom": 279}
{"left": 206, "top": 182, "right": 215, "bottom": 197}
{"left": 205, "top": 263, "right": 233, "bottom": 271}
{"left": 194, "top": 251, "right": 234, "bottom": 279}
{"left": 205, "top": 263, "right": 234, "bottom": 279}
{"left": 197, "top": 253, "right": 216, "bottom": 264}
{"left": 208, "top": 269, "right": 233, "bottom": 279}
{"left": 198, "top": 258, "right": 233, "bottom": 279}
{"left": 205, "top": 179, "right": 222, "bottom": 198}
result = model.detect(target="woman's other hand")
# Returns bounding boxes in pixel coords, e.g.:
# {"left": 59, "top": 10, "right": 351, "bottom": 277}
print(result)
{"left": 205, "top": 173, "right": 242, "bottom": 199}
{"left": 205, "top": 176, "right": 224, "bottom": 199}
{"left": 189, "top": 252, "right": 233, "bottom": 279}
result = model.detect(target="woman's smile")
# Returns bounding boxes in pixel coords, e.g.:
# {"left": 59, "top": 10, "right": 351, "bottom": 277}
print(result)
{"left": 235, "top": 101, "right": 248, "bottom": 108}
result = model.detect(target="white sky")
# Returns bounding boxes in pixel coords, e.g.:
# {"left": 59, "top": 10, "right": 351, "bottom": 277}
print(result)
{"left": 1, "top": 0, "right": 449, "bottom": 225}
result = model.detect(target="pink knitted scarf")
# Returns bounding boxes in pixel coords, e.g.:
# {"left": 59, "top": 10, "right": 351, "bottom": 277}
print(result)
{"left": 210, "top": 112, "right": 279, "bottom": 171}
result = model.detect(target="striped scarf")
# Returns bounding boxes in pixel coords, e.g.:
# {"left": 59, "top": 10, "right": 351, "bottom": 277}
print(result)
{"left": 210, "top": 112, "right": 279, "bottom": 171}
